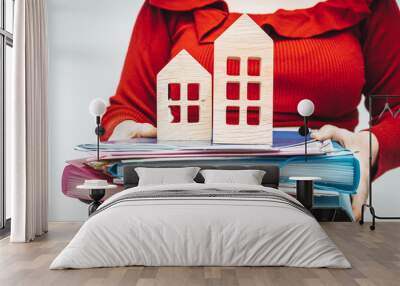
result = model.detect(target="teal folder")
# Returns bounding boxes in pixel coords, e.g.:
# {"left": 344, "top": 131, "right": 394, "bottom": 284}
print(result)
{"left": 107, "top": 145, "right": 360, "bottom": 195}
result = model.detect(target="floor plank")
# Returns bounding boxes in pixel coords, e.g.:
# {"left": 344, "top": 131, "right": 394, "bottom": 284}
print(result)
{"left": 0, "top": 222, "right": 399, "bottom": 286}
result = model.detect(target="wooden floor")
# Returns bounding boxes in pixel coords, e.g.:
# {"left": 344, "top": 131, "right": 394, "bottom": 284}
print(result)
{"left": 0, "top": 222, "right": 399, "bottom": 286}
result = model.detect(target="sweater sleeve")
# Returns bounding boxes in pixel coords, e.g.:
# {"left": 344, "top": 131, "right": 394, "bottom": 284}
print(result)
{"left": 361, "top": 0, "right": 400, "bottom": 178}
{"left": 101, "top": 2, "right": 171, "bottom": 141}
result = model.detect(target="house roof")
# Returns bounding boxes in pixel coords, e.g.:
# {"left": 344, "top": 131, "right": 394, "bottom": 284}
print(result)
{"left": 214, "top": 14, "right": 272, "bottom": 45}
{"left": 157, "top": 49, "right": 210, "bottom": 78}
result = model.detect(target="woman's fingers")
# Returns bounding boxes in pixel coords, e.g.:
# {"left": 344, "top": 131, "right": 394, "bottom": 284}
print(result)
{"left": 351, "top": 153, "right": 370, "bottom": 221}
{"left": 311, "top": 125, "right": 340, "bottom": 141}
{"left": 311, "top": 124, "right": 353, "bottom": 149}
{"left": 109, "top": 120, "right": 156, "bottom": 141}
{"left": 109, "top": 120, "right": 138, "bottom": 141}
{"left": 352, "top": 175, "right": 369, "bottom": 222}
{"left": 128, "top": 123, "right": 157, "bottom": 138}
{"left": 350, "top": 132, "right": 379, "bottom": 221}
{"left": 138, "top": 123, "right": 157, "bottom": 138}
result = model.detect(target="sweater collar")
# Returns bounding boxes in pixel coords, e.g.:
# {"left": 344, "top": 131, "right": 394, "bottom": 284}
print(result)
{"left": 149, "top": 0, "right": 226, "bottom": 11}
{"left": 149, "top": 0, "right": 372, "bottom": 42}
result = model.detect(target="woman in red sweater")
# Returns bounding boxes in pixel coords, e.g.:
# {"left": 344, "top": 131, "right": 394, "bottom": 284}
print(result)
{"left": 101, "top": 0, "right": 400, "bottom": 221}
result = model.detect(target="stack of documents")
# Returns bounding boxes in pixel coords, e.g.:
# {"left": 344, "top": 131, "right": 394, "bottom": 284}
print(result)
{"left": 76, "top": 131, "right": 331, "bottom": 158}
{"left": 74, "top": 130, "right": 360, "bottom": 195}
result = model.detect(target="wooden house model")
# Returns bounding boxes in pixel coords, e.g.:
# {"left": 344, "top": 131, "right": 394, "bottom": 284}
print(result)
{"left": 157, "top": 14, "right": 274, "bottom": 145}
{"left": 213, "top": 14, "right": 273, "bottom": 144}
{"left": 157, "top": 50, "right": 212, "bottom": 141}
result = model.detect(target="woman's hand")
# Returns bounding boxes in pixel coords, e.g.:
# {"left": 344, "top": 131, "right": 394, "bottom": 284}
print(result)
{"left": 108, "top": 120, "right": 157, "bottom": 141}
{"left": 311, "top": 125, "right": 379, "bottom": 222}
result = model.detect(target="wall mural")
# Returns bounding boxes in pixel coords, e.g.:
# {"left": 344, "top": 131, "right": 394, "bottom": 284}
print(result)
{"left": 62, "top": 1, "right": 400, "bottom": 226}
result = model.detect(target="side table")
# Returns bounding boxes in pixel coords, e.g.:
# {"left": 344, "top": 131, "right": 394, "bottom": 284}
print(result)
{"left": 289, "top": 176, "right": 321, "bottom": 210}
{"left": 77, "top": 180, "right": 117, "bottom": 216}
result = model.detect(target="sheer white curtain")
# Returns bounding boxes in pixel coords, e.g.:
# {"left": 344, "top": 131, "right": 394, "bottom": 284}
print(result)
{"left": 9, "top": 0, "right": 48, "bottom": 242}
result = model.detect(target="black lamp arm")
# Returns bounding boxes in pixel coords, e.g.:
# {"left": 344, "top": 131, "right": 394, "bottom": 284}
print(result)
{"left": 95, "top": 116, "right": 105, "bottom": 161}
{"left": 95, "top": 116, "right": 105, "bottom": 136}
{"left": 298, "top": 116, "right": 310, "bottom": 162}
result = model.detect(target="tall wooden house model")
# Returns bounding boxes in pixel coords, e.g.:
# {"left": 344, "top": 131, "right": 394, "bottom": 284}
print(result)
{"left": 157, "top": 14, "right": 274, "bottom": 145}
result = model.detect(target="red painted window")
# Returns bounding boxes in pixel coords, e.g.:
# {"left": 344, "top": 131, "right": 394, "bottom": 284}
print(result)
{"left": 226, "top": 106, "right": 240, "bottom": 125}
{"left": 247, "top": 106, "right": 260, "bottom": 125}
{"left": 247, "top": 82, "right": 260, "bottom": 100}
{"left": 187, "top": 105, "right": 200, "bottom": 123}
{"left": 226, "top": 82, "right": 240, "bottom": 100}
{"left": 168, "top": 83, "right": 180, "bottom": 100}
{"left": 169, "top": 105, "right": 180, "bottom": 123}
{"left": 187, "top": 83, "right": 199, "bottom": 100}
{"left": 248, "top": 57, "right": 261, "bottom": 76}
{"left": 226, "top": 57, "right": 240, "bottom": 76}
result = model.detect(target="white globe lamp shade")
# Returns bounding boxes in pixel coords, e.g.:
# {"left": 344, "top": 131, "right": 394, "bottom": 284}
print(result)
{"left": 89, "top": 98, "right": 107, "bottom": 117}
{"left": 297, "top": 99, "right": 315, "bottom": 117}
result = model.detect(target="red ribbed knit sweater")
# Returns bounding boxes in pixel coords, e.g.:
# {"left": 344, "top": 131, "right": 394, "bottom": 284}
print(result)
{"left": 101, "top": 0, "right": 400, "bottom": 178}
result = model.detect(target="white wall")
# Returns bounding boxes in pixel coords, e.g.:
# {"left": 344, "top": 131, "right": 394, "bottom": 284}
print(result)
{"left": 47, "top": 0, "right": 400, "bottom": 221}
{"left": 47, "top": 0, "right": 142, "bottom": 221}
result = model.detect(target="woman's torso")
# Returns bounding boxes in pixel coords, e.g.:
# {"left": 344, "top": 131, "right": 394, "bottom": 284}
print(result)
{"left": 165, "top": 3, "right": 366, "bottom": 130}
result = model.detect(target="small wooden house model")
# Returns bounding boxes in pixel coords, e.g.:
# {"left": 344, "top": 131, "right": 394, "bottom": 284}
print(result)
{"left": 213, "top": 14, "right": 273, "bottom": 145}
{"left": 157, "top": 50, "right": 212, "bottom": 141}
